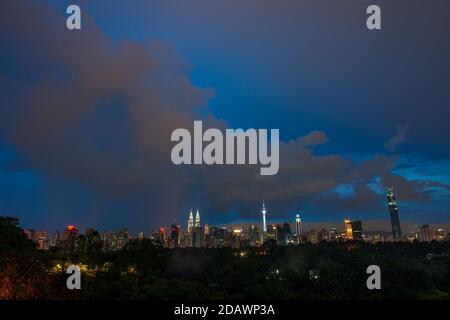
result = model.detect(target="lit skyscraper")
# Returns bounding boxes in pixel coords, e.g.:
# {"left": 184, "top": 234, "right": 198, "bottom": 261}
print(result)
{"left": 188, "top": 210, "right": 194, "bottom": 234}
{"left": 344, "top": 219, "right": 353, "bottom": 240}
{"left": 170, "top": 224, "right": 179, "bottom": 248}
{"left": 261, "top": 201, "right": 267, "bottom": 233}
{"left": 387, "top": 187, "right": 402, "bottom": 241}
{"left": 295, "top": 214, "right": 302, "bottom": 244}
{"left": 195, "top": 209, "right": 201, "bottom": 227}
{"left": 351, "top": 220, "right": 363, "bottom": 241}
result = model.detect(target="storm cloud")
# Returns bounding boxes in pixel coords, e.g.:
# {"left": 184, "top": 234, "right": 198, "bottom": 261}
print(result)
{"left": 0, "top": 1, "right": 447, "bottom": 232}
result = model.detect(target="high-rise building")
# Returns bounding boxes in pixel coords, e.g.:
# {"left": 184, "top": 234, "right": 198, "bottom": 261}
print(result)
{"left": 24, "top": 229, "right": 37, "bottom": 241}
{"left": 261, "top": 201, "right": 267, "bottom": 233}
{"left": 351, "top": 220, "right": 363, "bottom": 241}
{"left": 170, "top": 224, "right": 179, "bottom": 247}
{"left": 295, "top": 214, "right": 302, "bottom": 244}
{"left": 317, "top": 228, "right": 328, "bottom": 242}
{"left": 230, "top": 228, "right": 242, "bottom": 248}
{"left": 248, "top": 225, "right": 262, "bottom": 247}
{"left": 62, "top": 225, "right": 80, "bottom": 254}
{"left": 188, "top": 210, "right": 194, "bottom": 234}
{"left": 210, "top": 227, "right": 227, "bottom": 247}
{"left": 63, "top": 225, "right": 80, "bottom": 241}
{"left": 102, "top": 231, "right": 116, "bottom": 251}
{"left": 435, "top": 228, "right": 445, "bottom": 241}
{"left": 204, "top": 224, "right": 211, "bottom": 247}
{"left": 36, "top": 231, "right": 47, "bottom": 249}
{"left": 419, "top": 224, "right": 432, "bottom": 242}
{"left": 192, "top": 225, "right": 205, "bottom": 247}
{"left": 85, "top": 228, "right": 95, "bottom": 237}
{"left": 308, "top": 230, "right": 318, "bottom": 244}
{"left": 344, "top": 219, "right": 353, "bottom": 240}
{"left": 329, "top": 228, "right": 339, "bottom": 241}
{"left": 115, "top": 228, "right": 128, "bottom": 250}
{"left": 274, "top": 224, "right": 288, "bottom": 244}
{"left": 387, "top": 187, "right": 402, "bottom": 241}
{"left": 25, "top": 229, "right": 47, "bottom": 249}
{"left": 280, "top": 223, "right": 291, "bottom": 244}
{"left": 51, "top": 230, "right": 61, "bottom": 247}
{"left": 195, "top": 209, "right": 201, "bottom": 227}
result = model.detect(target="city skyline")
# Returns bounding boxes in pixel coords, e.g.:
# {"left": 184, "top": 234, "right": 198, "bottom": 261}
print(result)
{"left": 18, "top": 192, "right": 450, "bottom": 244}
{"left": 1, "top": 1, "right": 450, "bottom": 233}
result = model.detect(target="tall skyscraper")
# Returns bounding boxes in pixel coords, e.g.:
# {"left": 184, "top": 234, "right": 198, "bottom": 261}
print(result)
{"left": 351, "top": 220, "right": 363, "bottom": 241}
{"left": 295, "top": 214, "right": 302, "bottom": 244}
{"left": 63, "top": 225, "right": 79, "bottom": 241}
{"left": 419, "top": 224, "right": 431, "bottom": 242}
{"left": 387, "top": 187, "right": 402, "bottom": 241}
{"left": 195, "top": 209, "right": 201, "bottom": 227}
{"left": 170, "top": 224, "right": 179, "bottom": 247}
{"left": 344, "top": 219, "right": 353, "bottom": 240}
{"left": 261, "top": 201, "right": 267, "bottom": 233}
{"left": 188, "top": 210, "right": 194, "bottom": 233}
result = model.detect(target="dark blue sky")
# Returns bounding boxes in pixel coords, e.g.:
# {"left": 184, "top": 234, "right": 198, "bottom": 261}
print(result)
{"left": 0, "top": 0, "right": 449, "bottom": 234}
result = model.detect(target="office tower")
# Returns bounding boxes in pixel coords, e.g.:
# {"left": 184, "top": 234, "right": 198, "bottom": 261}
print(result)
{"left": 351, "top": 220, "right": 363, "bottom": 241}
{"left": 195, "top": 209, "right": 201, "bottom": 227}
{"left": 36, "top": 231, "right": 47, "bottom": 249}
{"left": 308, "top": 230, "right": 318, "bottom": 244}
{"left": 63, "top": 225, "right": 80, "bottom": 241}
{"left": 85, "top": 228, "right": 95, "bottom": 237}
{"left": 329, "top": 228, "right": 339, "bottom": 241}
{"left": 275, "top": 225, "right": 284, "bottom": 244}
{"left": 261, "top": 201, "right": 267, "bottom": 232}
{"left": 115, "top": 228, "right": 128, "bottom": 250}
{"left": 102, "top": 231, "right": 115, "bottom": 251}
{"left": 51, "top": 230, "right": 61, "bottom": 247}
{"left": 344, "top": 219, "right": 353, "bottom": 240}
{"left": 248, "top": 225, "right": 262, "bottom": 247}
{"left": 435, "top": 228, "right": 445, "bottom": 241}
{"left": 188, "top": 210, "right": 194, "bottom": 233}
{"left": 279, "top": 223, "right": 291, "bottom": 244}
{"left": 419, "top": 224, "right": 432, "bottom": 242}
{"left": 192, "top": 225, "right": 205, "bottom": 247}
{"left": 170, "top": 224, "right": 179, "bottom": 247}
{"left": 387, "top": 187, "right": 402, "bottom": 241}
{"left": 25, "top": 229, "right": 47, "bottom": 249}
{"left": 295, "top": 214, "right": 302, "bottom": 243}
{"left": 317, "top": 228, "right": 328, "bottom": 242}
{"left": 210, "top": 226, "right": 227, "bottom": 248}
{"left": 204, "top": 224, "right": 211, "bottom": 248}
{"left": 231, "top": 228, "right": 242, "bottom": 248}
{"left": 178, "top": 230, "right": 186, "bottom": 247}
{"left": 266, "top": 224, "right": 277, "bottom": 241}
{"left": 61, "top": 225, "right": 80, "bottom": 254}
{"left": 24, "top": 229, "right": 37, "bottom": 241}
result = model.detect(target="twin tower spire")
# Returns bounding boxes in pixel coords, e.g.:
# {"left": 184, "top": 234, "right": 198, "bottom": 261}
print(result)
{"left": 188, "top": 209, "right": 200, "bottom": 232}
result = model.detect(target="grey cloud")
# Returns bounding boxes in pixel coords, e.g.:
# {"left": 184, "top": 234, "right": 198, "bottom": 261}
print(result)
{"left": 0, "top": 1, "right": 431, "bottom": 230}
{"left": 384, "top": 124, "right": 408, "bottom": 152}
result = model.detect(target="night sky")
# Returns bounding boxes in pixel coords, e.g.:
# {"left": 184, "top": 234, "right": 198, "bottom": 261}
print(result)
{"left": 0, "top": 0, "right": 449, "bottom": 234}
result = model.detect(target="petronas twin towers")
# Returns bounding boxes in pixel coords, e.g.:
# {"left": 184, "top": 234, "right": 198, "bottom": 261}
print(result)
{"left": 187, "top": 209, "right": 200, "bottom": 233}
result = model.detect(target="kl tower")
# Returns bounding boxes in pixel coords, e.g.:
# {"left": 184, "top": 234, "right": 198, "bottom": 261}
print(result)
{"left": 261, "top": 201, "right": 267, "bottom": 233}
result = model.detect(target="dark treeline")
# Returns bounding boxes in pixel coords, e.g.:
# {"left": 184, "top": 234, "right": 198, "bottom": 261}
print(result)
{"left": 1, "top": 216, "right": 450, "bottom": 300}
